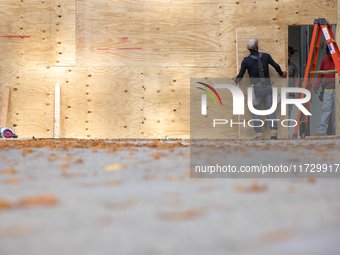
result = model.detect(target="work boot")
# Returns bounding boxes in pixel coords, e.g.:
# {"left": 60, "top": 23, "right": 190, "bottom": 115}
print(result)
{"left": 252, "top": 132, "right": 264, "bottom": 140}
{"left": 270, "top": 129, "right": 277, "bottom": 139}
{"left": 312, "top": 132, "right": 326, "bottom": 136}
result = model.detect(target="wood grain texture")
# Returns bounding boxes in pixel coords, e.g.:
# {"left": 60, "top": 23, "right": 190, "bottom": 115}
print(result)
{"left": 0, "top": 0, "right": 75, "bottom": 67}
{"left": 0, "top": 66, "right": 145, "bottom": 138}
{"left": 77, "top": 0, "right": 220, "bottom": 67}
{"left": 143, "top": 68, "right": 237, "bottom": 139}
{"left": 0, "top": 86, "right": 10, "bottom": 127}
{"left": 0, "top": 0, "right": 338, "bottom": 138}
{"left": 220, "top": 0, "right": 337, "bottom": 68}
{"left": 52, "top": 0, "right": 76, "bottom": 66}
{"left": 221, "top": 0, "right": 336, "bottom": 26}
{"left": 54, "top": 84, "right": 60, "bottom": 138}
{"left": 143, "top": 67, "right": 190, "bottom": 139}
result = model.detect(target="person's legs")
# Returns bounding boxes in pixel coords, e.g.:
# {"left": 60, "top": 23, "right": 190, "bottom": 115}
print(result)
{"left": 288, "top": 94, "right": 294, "bottom": 126}
{"left": 317, "top": 91, "right": 334, "bottom": 135}
{"left": 262, "top": 86, "right": 278, "bottom": 130}
{"left": 252, "top": 84, "right": 266, "bottom": 134}
{"left": 261, "top": 86, "right": 278, "bottom": 139}
{"left": 331, "top": 91, "right": 336, "bottom": 133}
{"left": 253, "top": 84, "right": 268, "bottom": 136}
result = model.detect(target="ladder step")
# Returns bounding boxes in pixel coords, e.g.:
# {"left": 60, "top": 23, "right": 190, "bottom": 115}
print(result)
{"left": 310, "top": 70, "right": 337, "bottom": 75}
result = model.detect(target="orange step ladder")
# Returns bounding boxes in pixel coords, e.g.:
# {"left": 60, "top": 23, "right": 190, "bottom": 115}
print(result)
{"left": 292, "top": 18, "right": 340, "bottom": 139}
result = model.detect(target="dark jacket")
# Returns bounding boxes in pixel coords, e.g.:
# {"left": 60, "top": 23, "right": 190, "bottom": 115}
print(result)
{"left": 235, "top": 52, "right": 283, "bottom": 85}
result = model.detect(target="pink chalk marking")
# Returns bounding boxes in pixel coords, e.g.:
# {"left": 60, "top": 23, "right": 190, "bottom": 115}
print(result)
{"left": 121, "top": 37, "right": 128, "bottom": 39}
{"left": 1, "top": 35, "right": 30, "bottom": 38}
{"left": 116, "top": 48, "right": 142, "bottom": 50}
{"left": 97, "top": 48, "right": 109, "bottom": 50}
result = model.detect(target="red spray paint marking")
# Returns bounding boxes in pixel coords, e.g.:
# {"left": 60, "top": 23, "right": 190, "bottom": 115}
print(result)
{"left": 116, "top": 48, "right": 142, "bottom": 50}
{"left": 1, "top": 36, "right": 30, "bottom": 38}
{"left": 121, "top": 37, "right": 128, "bottom": 39}
{"left": 97, "top": 48, "right": 109, "bottom": 50}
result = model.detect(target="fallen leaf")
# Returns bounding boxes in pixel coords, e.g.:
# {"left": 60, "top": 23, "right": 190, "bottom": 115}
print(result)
{"left": 251, "top": 182, "right": 268, "bottom": 192}
{"left": 158, "top": 208, "right": 205, "bottom": 221}
{"left": 61, "top": 170, "right": 85, "bottom": 178}
{"left": 144, "top": 174, "right": 157, "bottom": 180}
{"left": 4, "top": 178, "right": 22, "bottom": 185}
{"left": 183, "top": 151, "right": 190, "bottom": 157}
{"left": 200, "top": 186, "right": 215, "bottom": 193}
{"left": 108, "top": 198, "right": 137, "bottom": 210}
{"left": 285, "top": 158, "right": 300, "bottom": 162}
{"left": 166, "top": 175, "right": 182, "bottom": 182}
{"left": 260, "top": 229, "right": 295, "bottom": 245}
{"left": 150, "top": 153, "right": 167, "bottom": 159}
{"left": 235, "top": 182, "right": 268, "bottom": 193}
{"left": 58, "top": 163, "right": 70, "bottom": 169}
{"left": 288, "top": 186, "right": 296, "bottom": 194}
{"left": 0, "top": 199, "right": 12, "bottom": 210}
{"left": 1, "top": 168, "right": 18, "bottom": 175}
{"left": 306, "top": 178, "right": 316, "bottom": 183}
{"left": 74, "top": 158, "right": 83, "bottom": 164}
{"left": 19, "top": 149, "right": 33, "bottom": 155}
{"left": 0, "top": 225, "right": 36, "bottom": 239}
{"left": 18, "top": 194, "right": 58, "bottom": 207}
{"left": 106, "top": 180, "right": 123, "bottom": 186}
{"left": 235, "top": 184, "right": 245, "bottom": 192}
{"left": 104, "top": 163, "right": 127, "bottom": 171}
{"left": 235, "top": 152, "right": 251, "bottom": 157}
{"left": 163, "top": 192, "right": 179, "bottom": 199}
{"left": 48, "top": 154, "right": 58, "bottom": 161}
{"left": 62, "top": 155, "right": 74, "bottom": 160}
{"left": 315, "top": 150, "right": 328, "bottom": 157}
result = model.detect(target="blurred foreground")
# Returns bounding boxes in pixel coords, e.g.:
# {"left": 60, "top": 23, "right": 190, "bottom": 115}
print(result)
{"left": 0, "top": 138, "right": 340, "bottom": 255}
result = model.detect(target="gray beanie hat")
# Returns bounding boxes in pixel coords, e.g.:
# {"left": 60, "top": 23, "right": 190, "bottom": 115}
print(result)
{"left": 247, "top": 38, "right": 259, "bottom": 50}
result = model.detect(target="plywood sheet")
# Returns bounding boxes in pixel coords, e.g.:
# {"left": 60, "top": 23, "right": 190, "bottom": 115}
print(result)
{"left": 220, "top": 0, "right": 337, "bottom": 68}
{"left": 0, "top": 0, "right": 338, "bottom": 139}
{"left": 0, "top": 0, "right": 75, "bottom": 67}
{"left": 0, "top": 66, "right": 144, "bottom": 138}
{"left": 143, "top": 67, "right": 237, "bottom": 139}
{"left": 221, "top": 0, "right": 336, "bottom": 26}
{"left": 77, "top": 0, "right": 220, "bottom": 67}
{"left": 52, "top": 0, "right": 76, "bottom": 66}
{"left": 83, "top": 67, "right": 144, "bottom": 138}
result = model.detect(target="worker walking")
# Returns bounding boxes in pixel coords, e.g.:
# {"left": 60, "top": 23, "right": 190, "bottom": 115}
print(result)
{"left": 235, "top": 38, "right": 287, "bottom": 139}
{"left": 313, "top": 46, "right": 336, "bottom": 136}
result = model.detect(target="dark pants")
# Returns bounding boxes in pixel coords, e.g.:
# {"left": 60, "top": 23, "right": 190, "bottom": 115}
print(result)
{"left": 253, "top": 83, "right": 278, "bottom": 133}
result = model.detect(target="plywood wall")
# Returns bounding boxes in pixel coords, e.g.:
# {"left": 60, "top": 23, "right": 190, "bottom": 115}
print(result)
{"left": 0, "top": 0, "right": 337, "bottom": 138}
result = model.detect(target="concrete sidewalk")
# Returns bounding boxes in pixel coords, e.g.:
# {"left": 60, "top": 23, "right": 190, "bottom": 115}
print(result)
{"left": 0, "top": 138, "right": 340, "bottom": 255}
